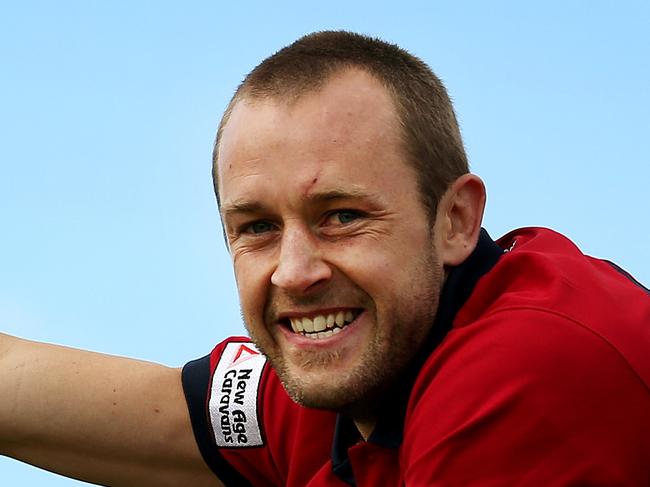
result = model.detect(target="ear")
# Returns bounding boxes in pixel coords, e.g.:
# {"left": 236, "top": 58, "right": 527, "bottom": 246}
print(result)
{"left": 433, "top": 173, "right": 486, "bottom": 267}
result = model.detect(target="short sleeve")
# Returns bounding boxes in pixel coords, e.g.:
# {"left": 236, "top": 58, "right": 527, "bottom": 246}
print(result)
{"left": 182, "top": 337, "right": 338, "bottom": 487}
{"left": 182, "top": 338, "right": 280, "bottom": 487}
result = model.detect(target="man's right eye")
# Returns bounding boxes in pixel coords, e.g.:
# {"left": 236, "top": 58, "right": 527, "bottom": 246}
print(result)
{"left": 243, "top": 221, "right": 275, "bottom": 234}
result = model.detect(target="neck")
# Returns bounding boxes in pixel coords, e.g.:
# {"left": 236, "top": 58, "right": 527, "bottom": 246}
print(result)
{"left": 353, "top": 417, "right": 377, "bottom": 441}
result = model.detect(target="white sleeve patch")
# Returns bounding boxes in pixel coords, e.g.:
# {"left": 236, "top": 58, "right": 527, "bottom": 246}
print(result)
{"left": 208, "top": 342, "right": 267, "bottom": 448}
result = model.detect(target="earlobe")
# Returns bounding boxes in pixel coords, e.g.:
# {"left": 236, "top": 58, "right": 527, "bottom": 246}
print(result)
{"left": 436, "top": 174, "right": 486, "bottom": 267}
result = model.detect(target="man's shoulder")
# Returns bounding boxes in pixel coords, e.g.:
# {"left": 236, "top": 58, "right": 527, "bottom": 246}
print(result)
{"left": 413, "top": 305, "right": 647, "bottom": 406}
{"left": 457, "top": 227, "right": 650, "bottom": 384}
{"left": 401, "top": 306, "right": 650, "bottom": 484}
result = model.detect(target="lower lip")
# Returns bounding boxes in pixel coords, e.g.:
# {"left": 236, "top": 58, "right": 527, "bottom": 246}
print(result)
{"left": 277, "top": 311, "right": 368, "bottom": 349}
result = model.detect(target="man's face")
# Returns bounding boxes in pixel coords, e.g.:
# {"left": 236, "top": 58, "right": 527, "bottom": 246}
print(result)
{"left": 217, "top": 69, "right": 444, "bottom": 412}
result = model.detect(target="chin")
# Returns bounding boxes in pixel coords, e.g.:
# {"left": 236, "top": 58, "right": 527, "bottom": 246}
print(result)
{"left": 284, "top": 378, "right": 365, "bottom": 411}
{"left": 277, "top": 356, "right": 393, "bottom": 414}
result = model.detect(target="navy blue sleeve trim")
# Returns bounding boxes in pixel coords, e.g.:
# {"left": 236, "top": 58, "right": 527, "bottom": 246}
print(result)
{"left": 605, "top": 260, "right": 650, "bottom": 295}
{"left": 181, "top": 355, "right": 254, "bottom": 487}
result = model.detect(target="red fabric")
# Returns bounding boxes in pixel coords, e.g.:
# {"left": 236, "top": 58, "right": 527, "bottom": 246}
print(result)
{"left": 204, "top": 339, "right": 338, "bottom": 486}
{"left": 196, "top": 228, "right": 650, "bottom": 486}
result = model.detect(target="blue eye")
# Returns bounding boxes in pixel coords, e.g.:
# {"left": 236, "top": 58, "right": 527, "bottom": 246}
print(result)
{"left": 334, "top": 210, "right": 361, "bottom": 224}
{"left": 246, "top": 221, "right": 274, "bottom": 234}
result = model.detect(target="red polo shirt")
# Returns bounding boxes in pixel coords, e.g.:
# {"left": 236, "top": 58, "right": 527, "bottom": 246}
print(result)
{"left": 183, "top": 228, "right": 650, "bottom": 486}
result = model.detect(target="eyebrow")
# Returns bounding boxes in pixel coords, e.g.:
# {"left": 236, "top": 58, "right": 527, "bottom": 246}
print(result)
{"left": 221, "top": 187, "right": 380, "bottom": 219}
{"left": 221, "top": 200, "right": 266, "bottom": 216}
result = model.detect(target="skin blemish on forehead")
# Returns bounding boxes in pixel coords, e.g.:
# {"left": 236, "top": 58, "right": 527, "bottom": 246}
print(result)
{"left": 300, "top": 169, "right": 322, "bottom": 197}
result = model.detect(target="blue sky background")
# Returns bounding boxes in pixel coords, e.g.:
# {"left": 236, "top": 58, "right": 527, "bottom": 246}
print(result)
{"left": 1, "top": 1, "right": 648, "bottom": 484}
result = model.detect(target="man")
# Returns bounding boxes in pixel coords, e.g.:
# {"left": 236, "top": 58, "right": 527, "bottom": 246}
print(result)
{"left": 1, "top": 31, "right": 649, "bottom": 486}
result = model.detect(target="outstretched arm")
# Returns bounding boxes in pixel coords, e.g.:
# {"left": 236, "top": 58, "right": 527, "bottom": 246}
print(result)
{"left": 0, "top": 333, "right": 224, "bottom": 486}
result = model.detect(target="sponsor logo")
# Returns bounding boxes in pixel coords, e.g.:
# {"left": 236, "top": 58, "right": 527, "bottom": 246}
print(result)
{"left": 228, "top": 344, "right": 260, "bottom": 368}
{"left": 504, "top": 239, "right": 517, "bottom": 253}
{"left": 209, "top": 342, "right": 266, "bottom": 447}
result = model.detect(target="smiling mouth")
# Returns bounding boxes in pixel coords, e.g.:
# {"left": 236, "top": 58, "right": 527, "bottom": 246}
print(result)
{"left": 284, "top": 310, "right": 362, "bottom": 339}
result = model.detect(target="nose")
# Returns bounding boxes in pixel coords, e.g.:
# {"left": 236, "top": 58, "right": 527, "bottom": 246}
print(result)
{"left": 270, "top": 225, "right": 332, "bottom": 293}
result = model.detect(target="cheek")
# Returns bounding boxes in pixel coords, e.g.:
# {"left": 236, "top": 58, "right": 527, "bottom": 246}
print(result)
{"left": 233, "top": 256, "right": 270, "bottom": 321}
{"left": 332, "top": 233, "right": 429, "bottom": 286}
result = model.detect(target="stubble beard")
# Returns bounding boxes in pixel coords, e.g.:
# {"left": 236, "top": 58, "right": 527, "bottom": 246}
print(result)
{"left": 245, "top": 252, "right": 442, "bottom": 415}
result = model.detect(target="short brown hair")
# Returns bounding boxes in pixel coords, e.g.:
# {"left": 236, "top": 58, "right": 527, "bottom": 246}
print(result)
{"left": 213, "top": 30, "right": 468, "bottom": 218}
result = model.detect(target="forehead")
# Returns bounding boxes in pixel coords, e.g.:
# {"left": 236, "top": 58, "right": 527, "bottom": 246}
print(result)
{"left": 217, "top": 69, "right": 412, "bottom": 209}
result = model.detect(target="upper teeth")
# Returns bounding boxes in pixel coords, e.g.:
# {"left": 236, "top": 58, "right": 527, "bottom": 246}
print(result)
{"left": 289, "top": 311, "right": 355, "bottom": 336}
